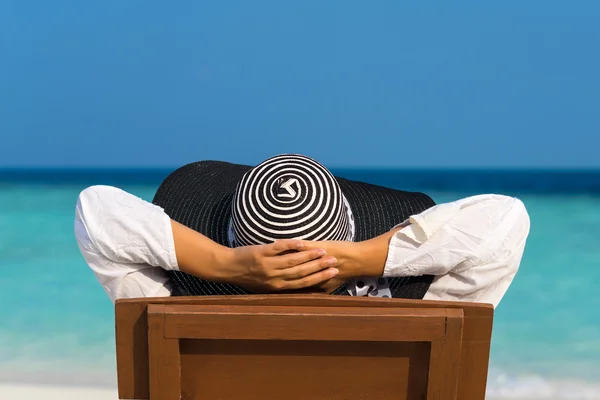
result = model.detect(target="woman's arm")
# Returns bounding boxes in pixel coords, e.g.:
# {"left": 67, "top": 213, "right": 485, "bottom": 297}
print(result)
{"left": 170, "top": 220, "right": 340, "bottom": 293}
{"left": 75, "top": 185, "right": 339, "bottom": 303}
{"left": 301, "top": 194, "right": 530, "bottom": 293}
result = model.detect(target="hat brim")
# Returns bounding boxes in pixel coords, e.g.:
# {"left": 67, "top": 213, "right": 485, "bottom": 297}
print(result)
{"left": 152, "top": 161, "right": 435, "bottom": 298}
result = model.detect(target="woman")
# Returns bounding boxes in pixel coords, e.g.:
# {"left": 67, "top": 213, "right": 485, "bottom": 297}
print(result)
{"left": 75, "top": 154, "right": 530, "bottom": 307}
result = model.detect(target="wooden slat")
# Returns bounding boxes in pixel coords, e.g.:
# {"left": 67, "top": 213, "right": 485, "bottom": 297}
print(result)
{"left": 163, "top": 305, "right": 447, "bottom": 342}
{"left": 426, "top": 309, "right": 464, "bottom": 400}
{"left": 147, "top": 305, "right": 181, "bottom": 400}
{"left": 117, "top": 294, "right": 494, "bottom": 315}
{"left": 115, "top": 301, "right": 147, "bottom": 399}
{"left": 456, "top": 341, "right": 492, "bottom": 399}
{"left": 178, "top": 340, "right": 429, "bottom": 399}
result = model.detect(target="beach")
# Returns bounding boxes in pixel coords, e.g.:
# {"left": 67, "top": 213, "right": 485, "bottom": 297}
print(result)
{"left": 1, "top": 172, "right": 599, "bottom": 399}
{"left": 0, "top": 382, "right": 596, "bottom": 400}
{"left": 0, "top": 383, "right": 116, "bottom": 400}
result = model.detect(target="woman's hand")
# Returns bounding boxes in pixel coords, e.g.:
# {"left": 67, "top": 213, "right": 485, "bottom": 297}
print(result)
{"left": 295, "top": 240, "right": 362, "bottom": 282}
{"left": 217, "top": 240, "right": 340, "bottom": 292}
{"left": 297, "top": 227, "right": 404, "bottom": 285}
{"left": 172, "top": 218, "right": 409, "bottom": 293}
{"left": 172, "top": 221, "right": 340, "bottom": 293}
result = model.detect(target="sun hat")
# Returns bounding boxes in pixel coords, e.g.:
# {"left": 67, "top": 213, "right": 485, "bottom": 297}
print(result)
{"left": 229, "top": 154, "right": 354, "bottom": 246}
{"left": 152, "top": 154, "right": 436, "bottom": 298}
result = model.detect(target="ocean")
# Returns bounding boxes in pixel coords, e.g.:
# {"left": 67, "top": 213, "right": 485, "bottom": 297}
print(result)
{"left": 1, "top": 168, "right": 599, "bottom": 398}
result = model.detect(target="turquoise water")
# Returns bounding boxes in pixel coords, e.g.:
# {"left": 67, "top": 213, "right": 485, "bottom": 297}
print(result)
{"left": 1, "top": 170, "right": 599, "bottom": 397}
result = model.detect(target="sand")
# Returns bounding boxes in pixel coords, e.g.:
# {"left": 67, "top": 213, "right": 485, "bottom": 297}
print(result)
{"left": 0, "top": 383, "right": 117, "bottom": 399}
{"left": 0, "top": 383, "right": 584, "bottom": 400}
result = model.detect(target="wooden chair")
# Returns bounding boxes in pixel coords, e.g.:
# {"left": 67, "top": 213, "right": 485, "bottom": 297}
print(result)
{"left": 115, "top": 295, "right": 493, "bottom": 400}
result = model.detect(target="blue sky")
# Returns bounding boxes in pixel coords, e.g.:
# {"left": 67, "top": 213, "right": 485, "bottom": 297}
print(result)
{"left": 1, "top": 1, "right": 598, "bottom": 168}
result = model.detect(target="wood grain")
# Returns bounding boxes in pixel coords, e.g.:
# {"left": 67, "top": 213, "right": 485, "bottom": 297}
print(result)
{"left": 147, "top": 305, "right": 181, "bottom": 400}
{"left": 116, "top": 295, "right": 493, "bottom": 399}
{"left": 163, "top": 305, "right": 447, "bottom": 341}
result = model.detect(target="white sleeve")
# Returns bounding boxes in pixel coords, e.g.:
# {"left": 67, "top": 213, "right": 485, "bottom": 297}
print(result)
{"left": 74, "top": 185, "right": 179, "bottom": 303}
{"left": 383, "top": 194, "right": 530, "bottom": 307}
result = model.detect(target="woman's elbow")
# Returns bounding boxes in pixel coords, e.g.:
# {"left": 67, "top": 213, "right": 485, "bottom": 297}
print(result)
{"left": 486, "top": 195, "right": 530, "bottom": 239}
{"left": 473, "top": 195, "right": 531, "bottom": 267}
{"left": 491, "top": 196, "right": 531, "bottom": 272}
{"left": 74, "top": 185, "right": 121, "bottom": 247}
{"left": 510, "top": 197, "right": 531, "bottom": 244}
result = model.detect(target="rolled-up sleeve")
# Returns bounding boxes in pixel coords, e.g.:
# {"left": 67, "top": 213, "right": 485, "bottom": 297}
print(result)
{"left": 384, "top": 194, "right": 530, "bottom": 307}
{"left": 74, "top": 185, "right": 178, "bottom": 303}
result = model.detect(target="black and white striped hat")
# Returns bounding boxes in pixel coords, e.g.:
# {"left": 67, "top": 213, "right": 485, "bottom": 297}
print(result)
{"left": 153, "top": 154, "right": 436, "bottom": 299}
{"left": 229, "top": 154, "right": 354, "bottom": 246}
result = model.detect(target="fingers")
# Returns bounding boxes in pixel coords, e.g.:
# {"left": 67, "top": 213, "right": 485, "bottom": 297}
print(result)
{"left": 289, "top": 240, "right": 321, "bottom": 250}
{"left": 266, "top": 240, "right": 305, "bottom": 256}
{"left": 284, "top": 268, "right": 340, "bottom": 290}
{"left": 259, "top": 240, "right": 344, "bottom": 292}
{"left": 278, "top": 255, "right": 338, "bottom": 279}
{"left": 274, "top": 247, "right": 329, "bottom": 269}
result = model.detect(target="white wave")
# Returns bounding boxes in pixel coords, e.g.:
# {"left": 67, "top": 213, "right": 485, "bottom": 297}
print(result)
{"left": 1, "top": 355, "right": 600, "bottom": 399}
{"left": 487, "top": 368, "right": 600, "bottom": 399}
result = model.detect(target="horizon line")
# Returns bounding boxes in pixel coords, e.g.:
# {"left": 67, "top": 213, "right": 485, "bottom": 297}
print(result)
{"left": 1, "top": 165, "right": 600, "bottom": 172}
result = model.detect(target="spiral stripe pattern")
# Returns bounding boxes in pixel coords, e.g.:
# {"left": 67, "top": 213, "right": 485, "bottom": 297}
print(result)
{"left": 231, "top": 154, "right": 352, "bottom": 246}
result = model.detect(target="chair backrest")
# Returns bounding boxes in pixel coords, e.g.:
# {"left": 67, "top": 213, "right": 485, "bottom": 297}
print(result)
{"left": 115, "top": 295, "right": 493, "bottom": 400}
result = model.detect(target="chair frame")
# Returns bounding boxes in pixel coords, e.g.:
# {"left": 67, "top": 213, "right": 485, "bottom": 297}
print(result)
{"left": 115, "top": 295, "right": 493, "bottom": 400}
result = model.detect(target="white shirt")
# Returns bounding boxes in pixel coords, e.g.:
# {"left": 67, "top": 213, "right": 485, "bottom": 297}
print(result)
{"left": 74, "top": 185, "right": 530, "bottom": 308}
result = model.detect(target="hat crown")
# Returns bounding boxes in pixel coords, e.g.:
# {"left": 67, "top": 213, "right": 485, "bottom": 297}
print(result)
{"left": 230, "top": 154, "right": 352, "bottom": 246}
{"left": 274, "top": 177, "right": 302, "bottom": 200}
